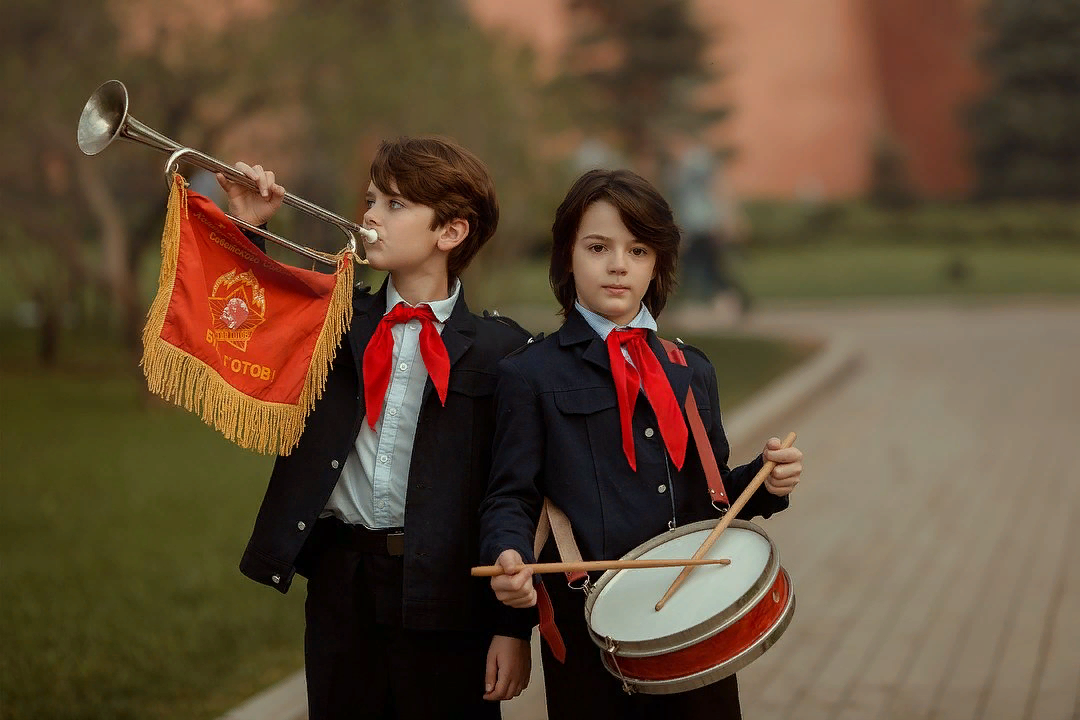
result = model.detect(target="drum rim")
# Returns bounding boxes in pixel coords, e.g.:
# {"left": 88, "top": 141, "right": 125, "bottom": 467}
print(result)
{"left": 600, "top": 568, "right": 797, "bottom": 695}
{"left": 585, "top": 519, "right": 780, "bottom": 657}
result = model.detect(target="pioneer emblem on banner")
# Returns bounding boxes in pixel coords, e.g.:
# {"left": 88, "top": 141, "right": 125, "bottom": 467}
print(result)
{"left": 207, "top": 269, "right": 267, "bottom": 352}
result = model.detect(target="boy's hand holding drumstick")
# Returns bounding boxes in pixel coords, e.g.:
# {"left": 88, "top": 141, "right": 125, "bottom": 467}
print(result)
{"left": 490, "top": 549, "right": 537, "bottom": 608}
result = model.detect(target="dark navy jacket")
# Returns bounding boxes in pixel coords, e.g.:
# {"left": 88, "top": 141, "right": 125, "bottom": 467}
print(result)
{"left": 479, "top": 308, "right": 788, "bottom": 568}
{"left": 239, "top": 277, "right": 534, "bottom": 637}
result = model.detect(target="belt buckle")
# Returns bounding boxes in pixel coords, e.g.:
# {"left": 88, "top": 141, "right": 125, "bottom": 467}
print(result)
{"left": 385, "top": 532, "right": 405, "bottom": 556}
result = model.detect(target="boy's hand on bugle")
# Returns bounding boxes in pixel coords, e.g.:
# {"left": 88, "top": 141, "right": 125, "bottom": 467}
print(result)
{"left": 216, "top": 161, "right": 285, "bottom": 227}
{"left": 490, "top": 549, "right": 536, "bottom": 608}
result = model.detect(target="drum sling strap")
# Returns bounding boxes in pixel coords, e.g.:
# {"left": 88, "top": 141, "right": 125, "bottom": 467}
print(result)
{"left": 658, "top": 338, "right": 730, "bottom": 509}
{"left": 531, "top": 338, "right": 731, "bottom": 663}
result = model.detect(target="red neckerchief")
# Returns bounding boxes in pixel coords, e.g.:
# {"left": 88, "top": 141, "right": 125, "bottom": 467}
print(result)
{"left": 361, "top": 303, "right": 449, "bottom": 430}
{"left": 605, "top": 328, "right": 688, "bottom": 470}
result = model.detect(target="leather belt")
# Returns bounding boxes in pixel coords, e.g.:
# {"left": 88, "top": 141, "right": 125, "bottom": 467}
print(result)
{"left": 321, "top": 517, "right": 405, "bottom": 556}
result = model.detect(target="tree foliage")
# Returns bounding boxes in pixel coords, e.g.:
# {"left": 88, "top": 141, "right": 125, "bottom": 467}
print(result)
{"left": 266, "top": 0, "right": 561, "bottom": 275}
{"left": 0, "top": 0, "right": 561, "bottom": 362}
{"left": 1, "top": 0, "right": 282, "bottom": 359}
{"left": 553, "top": 0, "right": 726, "bottom": 173}
{"left": 969, "top": 0, "right": 1080, "bottom": 200}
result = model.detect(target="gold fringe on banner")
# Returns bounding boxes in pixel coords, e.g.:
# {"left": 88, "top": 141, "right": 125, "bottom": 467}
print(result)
{"left": 140, "top": 173, "right": 355, "bottom": 456}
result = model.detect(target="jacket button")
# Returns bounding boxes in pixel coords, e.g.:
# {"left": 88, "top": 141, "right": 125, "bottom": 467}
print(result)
{"left": 644, "top": 427, "right": 655, "bottom": 438}
{"left": 658, "top": 484, "right": 667, "bottom": 494}
{"left": 330, "top": 459, "right": 340, "bottom": 469}
{"left": 271, "top": 574, "right": 281, "bottom": 584}
{"left": 297, "top": 521, "right": 306, "bottom": 531}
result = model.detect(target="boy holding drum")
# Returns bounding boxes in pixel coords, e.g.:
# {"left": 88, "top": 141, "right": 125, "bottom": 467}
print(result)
{"left": 479, "top": 169, "right": 803, "bottom": 718}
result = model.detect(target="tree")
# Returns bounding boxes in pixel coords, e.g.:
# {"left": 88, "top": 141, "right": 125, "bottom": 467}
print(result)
{"left": 553, "top": 0, "right": 727, "bottom": 176}
{"left": 261, "top": 0, "right": 564, "bottom": 295}
{"left": 0, "top": 0, "right": 284, "bottom": 362}
{"left": 969, "top": 0, "right": 1080, "bottom": 200}
{"left": 1, "top": 0, "right": 564, "bottom": 367}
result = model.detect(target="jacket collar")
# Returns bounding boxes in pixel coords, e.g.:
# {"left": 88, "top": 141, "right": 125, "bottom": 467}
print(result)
{"left": 348, "top": 276, "right": 476, "bottom": 403}
{"left": 347, "top": 278, "right": 389, "bottom": 370}
{"left": 558, "top": 307, "right": 692, "bottom": 403}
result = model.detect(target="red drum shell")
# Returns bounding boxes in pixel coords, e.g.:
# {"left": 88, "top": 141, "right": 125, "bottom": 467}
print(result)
{"left": 584, "top": 519, "right": 795, "bottom": 695}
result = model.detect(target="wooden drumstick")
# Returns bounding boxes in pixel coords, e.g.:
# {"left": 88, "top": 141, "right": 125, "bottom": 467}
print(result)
{"left": 471, "top": 556, "right": 730, "bottom": 577}
{"left": 654, "top": 431, "right": 797, "bottom": 611}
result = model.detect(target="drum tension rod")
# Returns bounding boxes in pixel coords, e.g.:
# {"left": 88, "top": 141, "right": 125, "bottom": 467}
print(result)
{"left": 604, "top": 637, "right": 635, "bottom": 695}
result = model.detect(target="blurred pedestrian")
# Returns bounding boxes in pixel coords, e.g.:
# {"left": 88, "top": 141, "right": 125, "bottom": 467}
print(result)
{"left": 670, "top": 143, "right": 750, "bottom": 313}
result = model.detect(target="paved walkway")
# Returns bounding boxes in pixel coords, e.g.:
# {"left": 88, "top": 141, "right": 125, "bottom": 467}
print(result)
{"left": 504, "top": 301, "right": 1080, "bottom": 720}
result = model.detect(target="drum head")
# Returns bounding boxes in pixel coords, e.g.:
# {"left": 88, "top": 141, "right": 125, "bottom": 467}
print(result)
{"left": 589, "top": 521, "right": 775, "bottom": 649}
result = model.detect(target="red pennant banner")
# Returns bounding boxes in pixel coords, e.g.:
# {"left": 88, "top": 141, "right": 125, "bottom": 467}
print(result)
{"left": 141, "top": 174, "right": 355, "bottom": 455}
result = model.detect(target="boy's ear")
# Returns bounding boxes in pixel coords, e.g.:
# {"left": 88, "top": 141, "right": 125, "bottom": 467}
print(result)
{"left": 436, "top": 218, "right": 470, "bottom": 252}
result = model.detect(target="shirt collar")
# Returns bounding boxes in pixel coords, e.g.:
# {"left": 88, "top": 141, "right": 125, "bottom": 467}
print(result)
{"left": 574, "top": 300, "right": 657, "bottom": 341}
{"left": 385, "top": 276, "right": 461, "bottom": 323}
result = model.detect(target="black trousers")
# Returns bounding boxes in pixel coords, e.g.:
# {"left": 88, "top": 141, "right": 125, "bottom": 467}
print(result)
{"left": 540, "top": 575, "right": 742, "bottom": 720}
{"left": 303, "top": 520, "right": 500, "bottom": 720}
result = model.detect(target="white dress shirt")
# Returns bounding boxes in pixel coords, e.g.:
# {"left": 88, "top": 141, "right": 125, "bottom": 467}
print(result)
{"left": 324, "top": 277, "right": 462, "bottom": 528}
{"left": 575, "top": 300, "right": 658, "bottom": 361}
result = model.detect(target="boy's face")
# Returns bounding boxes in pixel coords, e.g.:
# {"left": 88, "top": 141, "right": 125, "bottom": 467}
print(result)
{"left": 570, "top": 200, "right": 656, "bottom": 327}
{"left": 362, "top": 180, "right": 447, "bottom": 276}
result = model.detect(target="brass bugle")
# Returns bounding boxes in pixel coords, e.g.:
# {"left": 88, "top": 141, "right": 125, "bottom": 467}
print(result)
{"left": 77, "top": 79, "right": 372, "bottom": 266}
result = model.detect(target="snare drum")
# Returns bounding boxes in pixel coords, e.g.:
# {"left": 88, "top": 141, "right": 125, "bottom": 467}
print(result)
{"left": 584, "top": 518, "right": 794, "bottom": 694}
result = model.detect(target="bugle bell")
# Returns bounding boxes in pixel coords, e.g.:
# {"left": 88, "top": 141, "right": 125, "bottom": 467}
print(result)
{"left": 77, "top": 79, "right": 375, "bottom": 266}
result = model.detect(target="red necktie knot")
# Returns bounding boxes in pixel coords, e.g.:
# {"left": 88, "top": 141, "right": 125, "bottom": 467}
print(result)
{"left": 613, "top": 327, "right": 648, "bottom": 346}
{"left": 382, "top": 302, "right": 437, "bottom": 326}
{"left": 605, "top": 328, "right": 688, "bottom": 471}
{"left": 362, "top": 302, "right": 451, "bottom": 430}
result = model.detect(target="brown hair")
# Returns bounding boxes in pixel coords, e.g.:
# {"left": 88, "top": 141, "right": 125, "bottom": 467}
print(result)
{"left": 549, "top": 169, "right": 681, "bottom": 318}
{"left": 369, "top": 136, "right": 499, "bottom": 277}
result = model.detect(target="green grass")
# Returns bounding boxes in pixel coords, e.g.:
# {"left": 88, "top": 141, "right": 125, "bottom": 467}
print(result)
{"left": 480, "top": 243, "right": 1080, "bottom": 311}
{"left": 680, "top": 332, "right": 818, "bottom": 410}
{"left": 742, "top": 199, "right": 1080, "bottom": 247}
{"left": 0, "top": 358, "right": 304, "bottom": 720}
{"left": 0, "top": 326, "right": 809, "bottom": 720}
{"left": 738, "top": 245, "right": 1080, "bottom": 299}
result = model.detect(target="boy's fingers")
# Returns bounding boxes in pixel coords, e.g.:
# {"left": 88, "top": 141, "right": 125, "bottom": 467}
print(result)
{"left": 496, "top": 549, "right": 524, "bottom": 573}
{"left": 484, "top": 646, "right": 497, "bottom": 694}
{"left": 503, "top": 590, "right": 536, "bottom": 608}
{"left": 483, "top": 652, "right": 508, "bottom": 700}
{"left": 254, "top": 166, "right": 268, "bottom": 196}
{"left": 492, "top": 663, "right": 512, "bottom": 700}
{"left": 509, "top": 568, "right": 533, "bottom": 590}
{"left": 493, "top": 567, "right": 531, "bottom": 590}
{"left": 772, "top": 462, "right": 802, "bottom": 480}
{"left": 492, "top": 581, "right": 534, "bottom": 606}
{"left": 766, "top": 447, "right": 802, "bottom": 464}
{"left": 768, "top": 476, "right": 798, "bottom": 490}
{"left": 764, "top": 478, "right": 794, "bottom": 496}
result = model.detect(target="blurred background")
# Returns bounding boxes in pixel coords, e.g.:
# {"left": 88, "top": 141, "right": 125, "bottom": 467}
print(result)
{"left": 2, "top": 0, "right": 1078, "bottom": 718}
